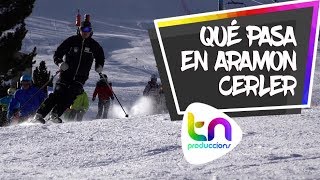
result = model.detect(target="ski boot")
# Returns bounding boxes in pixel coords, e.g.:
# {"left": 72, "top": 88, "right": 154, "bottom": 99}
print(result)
{"left": 32, "top": 113, "right": 46, "bottom": 124}
{"left": 49, "top": 113, "right": 63, "bottom": 123}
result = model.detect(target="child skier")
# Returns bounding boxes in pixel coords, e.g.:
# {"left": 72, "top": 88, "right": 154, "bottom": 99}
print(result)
{"left": 92, "top": 74, "right": 114, "bottom": 119}
{"left": 65, "top": 91, "right": 89, "bottom": 121}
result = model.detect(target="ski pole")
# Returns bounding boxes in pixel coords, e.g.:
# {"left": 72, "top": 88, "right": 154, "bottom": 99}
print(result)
{"left": 99, "top": 73, "right": 129, "bottom": 118}
{"left": 20, "top": 70, "right": 61, "bottom": 110}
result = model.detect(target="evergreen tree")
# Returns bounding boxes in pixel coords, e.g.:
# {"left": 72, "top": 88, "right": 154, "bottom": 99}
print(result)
{"left": 33, "top": 61, "right": 52, "bottom": 92}
{"left": 0, "top": 0, "right": 37, "bottom": 97}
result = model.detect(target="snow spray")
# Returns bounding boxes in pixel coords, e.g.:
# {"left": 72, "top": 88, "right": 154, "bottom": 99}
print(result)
{"left": 130, "top": 96, "right": 156, "bottom": 116}
{"left": 109, "top": 104, "right": 129, "bottom": 119}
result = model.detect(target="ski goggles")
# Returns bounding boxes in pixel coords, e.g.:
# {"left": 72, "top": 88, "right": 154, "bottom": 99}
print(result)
{"left": 21, "top": 81, "right": 31, "bottom": 88}
{"left": 80, "top": 26, "right": 92, "bottom": 32}
{"left": 21, "top": 81, "right": 31, "bottom": 85}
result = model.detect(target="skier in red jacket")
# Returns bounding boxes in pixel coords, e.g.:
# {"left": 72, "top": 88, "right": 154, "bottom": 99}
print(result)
{"left": 92, "top": 74, "right": 114, "bottom": 119}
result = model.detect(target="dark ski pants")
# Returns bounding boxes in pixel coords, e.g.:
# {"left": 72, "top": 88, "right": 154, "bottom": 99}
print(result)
{"left": 37, "top": 80, "right": 84, "bottom": 117}
{"left": 96, "top": 99, "right": 111, "bottom": 119}
{"left": 68, "top": 109, "right": 85, "bottom": 121}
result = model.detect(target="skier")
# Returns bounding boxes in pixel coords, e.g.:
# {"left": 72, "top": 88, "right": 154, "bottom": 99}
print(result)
{"left": 0, "top": 88, "right": 16, "bottom": 126}
{"left": 33, "top": 19, "right": 105, "bottom": 124}
{"left": 7, "top": 75, "right": 47, "bottom": 124}
{"left": 92, "top": 74, "right": 114, "bottom": 119}
{"left": 143, "top": 74, "right": 161, "bottom": 113}
{"left": 65, "top": 91, "right": 89, "bottom": 121}
{"left": 158, "top": 84, "right": 168, "bottom": 113}
{"left": 143, "top": 74, "right": 160, "bottom": 96}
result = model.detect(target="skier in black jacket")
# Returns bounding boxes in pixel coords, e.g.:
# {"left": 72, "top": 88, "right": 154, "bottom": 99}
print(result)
{"left": 33, "top": 20, "right": 105, "bottom": 123}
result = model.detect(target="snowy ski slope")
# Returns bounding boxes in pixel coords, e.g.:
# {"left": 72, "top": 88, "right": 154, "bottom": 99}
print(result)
{"left": 0, "top": 0, "right": 319, "bottom": 179}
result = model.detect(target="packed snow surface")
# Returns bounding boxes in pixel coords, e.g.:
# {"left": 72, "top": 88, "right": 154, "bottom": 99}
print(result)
{"left": 1, "top": 109, "right": 320, "bottom": 179}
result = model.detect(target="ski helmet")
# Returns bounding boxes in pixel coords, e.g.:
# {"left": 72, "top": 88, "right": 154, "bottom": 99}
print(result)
{"left": 151, "top": 74, "right": 157, "bottom": 81}
{"left": 84, "top": 14, "right": 90, "bottom": 22}
{"left": 20, "top": 75, "right": 32, "bottom": 83}
{"left": 7, "top": 87, "right": 16, "bottom": 95}
{"left": 100, "top": 74, "right": 108, "bottom": 81}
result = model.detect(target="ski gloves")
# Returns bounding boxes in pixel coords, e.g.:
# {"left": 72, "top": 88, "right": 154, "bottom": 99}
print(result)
{"left": 57, "top": 59, "right": 102, "bottom": 73}
{"left": 95, "top": 65, "right": 103, "bottom": 73}
{"left": 59, "top": 62, "right": 69, "bottom": 71}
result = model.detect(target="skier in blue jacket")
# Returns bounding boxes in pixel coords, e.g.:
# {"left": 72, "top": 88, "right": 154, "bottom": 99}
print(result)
{"left": 7, "top": 75, "right": 47, "bottom": 123}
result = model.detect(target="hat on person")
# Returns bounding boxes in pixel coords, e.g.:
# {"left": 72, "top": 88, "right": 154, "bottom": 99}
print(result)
{"left": 151, "top": 74, "right": 157, "bottom": 81}
{"left": 100, "top": 74, "right": 108, "bottom": 81}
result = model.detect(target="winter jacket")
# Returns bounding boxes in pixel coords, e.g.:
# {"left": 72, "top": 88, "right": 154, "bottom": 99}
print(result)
{"left": 0, "top": 95, "right": 13, "bottom": 111}
{"left": 93, "top": 80, "right": 114, "bottom": 101}
{"left": 143, "top": 81, "right": 160, "bottom": 96}
{"left": 70, "top": 91, "right": 89, "bottom": 111}
{"left": 7, "top": 86, "right": 47, "bottom": 119}
{"left": 54, "top": 34, "right": 105, "bottom": 84}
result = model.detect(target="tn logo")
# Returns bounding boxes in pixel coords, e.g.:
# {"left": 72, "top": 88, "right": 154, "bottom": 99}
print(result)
{"left": 188, "top": 112, "right": 232, "bottom": 141}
